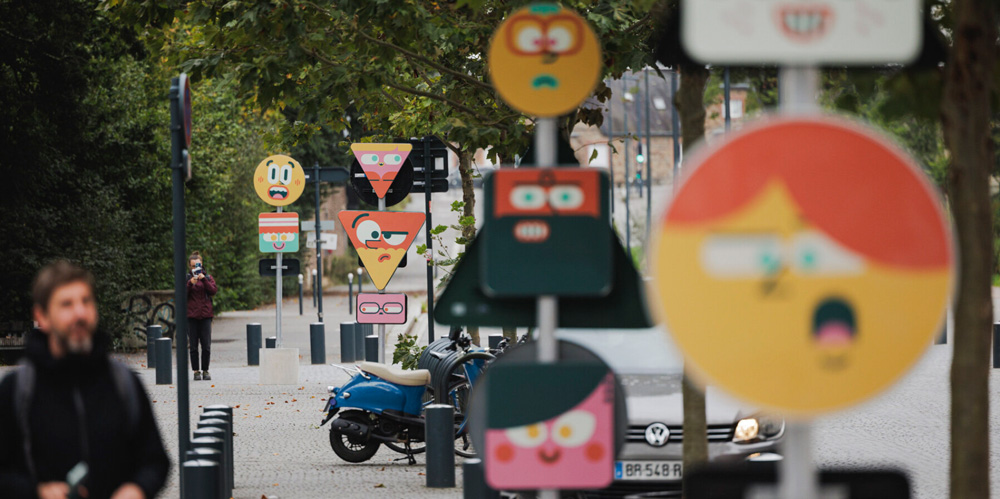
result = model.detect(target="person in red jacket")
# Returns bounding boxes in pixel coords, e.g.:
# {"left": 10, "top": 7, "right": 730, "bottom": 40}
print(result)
{"left": 186, "top": 251, "right": 217, "bottom": 381}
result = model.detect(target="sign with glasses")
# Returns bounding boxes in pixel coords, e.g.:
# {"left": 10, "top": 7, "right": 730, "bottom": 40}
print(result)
{"left": 356, "top": 293, "right": 408, "bottom": 324}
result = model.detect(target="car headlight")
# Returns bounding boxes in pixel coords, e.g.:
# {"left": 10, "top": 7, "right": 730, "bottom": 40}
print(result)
{"left": 733, "top": 414, "right": 784, "bottom": 444}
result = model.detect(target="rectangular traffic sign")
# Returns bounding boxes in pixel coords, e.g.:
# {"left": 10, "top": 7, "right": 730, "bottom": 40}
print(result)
{"left": 306, "top": 232, "right": 338, "bottom": 249}
{"left": 305, "top": 167, "right": 350, "bottom": 183}
{"left": 413, "top": 178, "right": 449, "bottom": 193}
{"left": 682, "top": 0, "right": 922, "bottom": 64}
{"left": 259, "top": 258, "right": 300, "bottom": 277}
{"left": 300, "top": 220, "right": 336, "bottom": 232}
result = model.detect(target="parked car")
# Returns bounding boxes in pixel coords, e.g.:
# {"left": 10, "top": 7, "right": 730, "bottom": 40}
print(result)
{"left": 554, "top": 326, "right": 784, "bottom": 498}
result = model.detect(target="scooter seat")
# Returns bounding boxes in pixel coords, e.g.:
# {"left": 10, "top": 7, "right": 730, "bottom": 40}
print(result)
{"left": 359, "top": 362, "right": 431, "bottom": 387}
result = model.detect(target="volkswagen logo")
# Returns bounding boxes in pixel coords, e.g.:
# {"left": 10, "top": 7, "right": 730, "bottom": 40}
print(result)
{"left": 644, "top": 423, "right": 670, "bottom": 447}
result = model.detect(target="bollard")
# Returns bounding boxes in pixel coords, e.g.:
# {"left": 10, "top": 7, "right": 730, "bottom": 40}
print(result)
{"left": 355, "top": 323, "right": 369, "bottom": 361}
{"left": 487, "top": 334, "right": 502, "bottom": 350}
{"left": 192, "top": 430, "right": 230, "bottom": 495}
{"left": 365, "top": 335, "right": 379, "bottom": 362}
{"left": 155, "top": 337, "right": 172, "bottom": 385}
{"left": 298, "top": 274, "right": 304, "bottom": 316}
{"left": 198, "top": 418, "right": 232, "bottom": 491}
{"left": 463, "top": 458, "right": 500, "bottom": 499}
{"left": 203, "top": 404, "right": 234, "bottom": 489}
{"left": 340, "top": 322, "right": 356, "bottom": 363}
{"left": 265, "top": 336, "right": 276, "bottom": 349}
{"left": 185, "top": 447, "right": 224, "bottom": 499}
{"left": 310, "top": 323, "right": 326, "bottom": 365}
{"left": 182, "top": 459, "right": 221, "bottom": 499}
{"left": 348, "top": 274, "right": 354, "bottom": 315}
{"left": 426, "top": 404, "right": 456, "bottom": 488}
{"left": 190, "top": 436, "right": 227, "bottom": 498}
{"left": 994, "top": 324, "right": 1000, "bottom": 369}
{"left": 247, "top": 323, "right": 262, "bottom": 366}
{"left": 312, "top": 269, "right": 318, "bottom": 308}
{"left": 146, "top": 325, "right": 163, "bottom": 369}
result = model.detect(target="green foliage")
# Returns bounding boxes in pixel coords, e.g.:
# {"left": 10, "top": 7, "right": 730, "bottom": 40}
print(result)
{"left": 392, "top": 333, "right": 426, "bottom": 370}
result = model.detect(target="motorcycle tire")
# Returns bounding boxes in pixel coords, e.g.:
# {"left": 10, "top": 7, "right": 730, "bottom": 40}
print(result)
{"left": 329, "top": 410, "right": 381, "bottom": 463}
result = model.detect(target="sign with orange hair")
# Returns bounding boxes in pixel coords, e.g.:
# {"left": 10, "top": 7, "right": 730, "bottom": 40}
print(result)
{"left": 652, "top": 116, "right": 954, "bottom": 417}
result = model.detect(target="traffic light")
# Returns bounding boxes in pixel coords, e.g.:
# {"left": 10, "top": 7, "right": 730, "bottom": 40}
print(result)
{"left": 636, "top": 143, "right": 645, "bottom": 164}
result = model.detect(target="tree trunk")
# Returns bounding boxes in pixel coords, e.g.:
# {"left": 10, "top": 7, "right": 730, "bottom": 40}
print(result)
{"left": 457, "top": 149, "right": 480, "bottom": 346}
{"left": 942, "top": 1, "right": 997, "bottom": 498}
{"left": 674, "top": 64, "right": 711, "bottom": 473}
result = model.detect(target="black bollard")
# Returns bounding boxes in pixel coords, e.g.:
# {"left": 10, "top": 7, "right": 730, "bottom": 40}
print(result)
{"left": 994, "top": 324, "right": 1000, "bottom": 369}
{"left": 182, "top": 459, "right": 221, "bottom": 499}
{"left": 155, "top": 337, "right": 172, "bottom": 385}
{"left": 193, "top": 428, "right": 230, "bottom": 495}
{"left": 354, "top": 323, "right": 367, "bottom": 361}
{"left": 247, "top": 323, "right": 262, "bottom": 366}
{"left": 340, "top": 322, "right": 356, "bottom": 363}
{"left": 310, "top": 323, "right": 326, "bottom": 365}
{"left": 190, "top": 436, "right": 227, "bottom": 498}
{"left": 487, "top": 334, "right": 502, "bottom": 350}
{"left": 425, "top": 404, "right": 456, "bottom": 488}
{"left": 203, "top": 404, "right": 234, "bottom": 489}
{"left": 265, "top": 336, "right": 276, "bottom": 349}
{"left": 463, "top": 458, "right": 500, "bottom": 499}
{"left": 185, "top": 447, "right": 224, "bottom": 499}
{"left": 348, "top": 277, "right": 353, "bottom": 315}
{"left": 365, "top": 335, "right": 379, "bottom": 362}
{"left": 298, "top": 274, "right": 304, "bottom": 316}
{"left": 195, "top": 423, "right": 231, "bottom": 494}
{"left": 146, "top": 325, "right": 163, "bottom": 369}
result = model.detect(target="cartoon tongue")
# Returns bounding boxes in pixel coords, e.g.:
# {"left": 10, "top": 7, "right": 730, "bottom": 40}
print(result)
{"left": 812, "top": 298, "right": 856, "bottom": 347}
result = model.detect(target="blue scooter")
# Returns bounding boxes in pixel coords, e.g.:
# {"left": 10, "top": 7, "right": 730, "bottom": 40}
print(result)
{"left": 320, "top": 327, "right": 493, "bottom": 464}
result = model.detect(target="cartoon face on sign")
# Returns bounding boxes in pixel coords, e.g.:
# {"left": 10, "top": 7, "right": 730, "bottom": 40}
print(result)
{"left": 356, "top": 293, "right": 407, "bottom": 325}
{"left": 653, "top": 117, "right": 953, "bottom": 416}
{"left": 350, "top": 143, "right": 413, "bottom": 199}
{"left": 253, "top": 155, "right": 306, "bottom": 206}
{"left": 682, "top": 0, "right": 921, "bottom": 64}
{"left": 488, "top": 3, "right": 601, "bottom": 117}
{"left": 482, "top": 169, "right": 610, "bottom": 297}
{"left": 337, "top": 211, "right": 425, "bottom": 290}
{"left": 259, "top": 213, "right": 299, "bottom": 253}
{"left": 484, "top": 365, "right": 615, "bottom": 490}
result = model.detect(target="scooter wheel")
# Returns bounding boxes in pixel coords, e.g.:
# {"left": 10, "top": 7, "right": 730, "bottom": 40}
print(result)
{"left": 329, "top": 411, "right": 381, "bottom": 463}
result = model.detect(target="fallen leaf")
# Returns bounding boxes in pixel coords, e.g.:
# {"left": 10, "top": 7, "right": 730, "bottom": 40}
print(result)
{"left": 255, "top": 415, "right": 262, "bottom": 418}
{"left": 234, "top": 405, "right": 241, "bottom": 408}
{"left": 379, "top": 467, "right": 385, "bottom": 472}
{"left": 374, "top": 484, "right": 385, "bottom": 488}
{"left": 292, "top": 399, "right": 297, "bottom": 402}
{"left": 211, "top": 385, "right": 215, "bottom": 387}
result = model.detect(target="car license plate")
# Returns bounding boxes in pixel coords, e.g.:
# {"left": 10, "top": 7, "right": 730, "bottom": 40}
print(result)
{"left": 614, "top": 461, "right": 683, "bottom": 481}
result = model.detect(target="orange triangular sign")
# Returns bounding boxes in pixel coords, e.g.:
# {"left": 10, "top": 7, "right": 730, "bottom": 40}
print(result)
{"left": 337, "top": 210, "right": 426, "bottom": 290}
{"left": 350, "top": 143, "right": 413, "bottom": 199}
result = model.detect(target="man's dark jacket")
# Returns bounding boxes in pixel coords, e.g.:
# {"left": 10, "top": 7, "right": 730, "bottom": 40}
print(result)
{"left": 0, "top": 331, "right": 170, "bottom": 498}
{"left": 186, "top": 272, "right": 217, "bottom": 319}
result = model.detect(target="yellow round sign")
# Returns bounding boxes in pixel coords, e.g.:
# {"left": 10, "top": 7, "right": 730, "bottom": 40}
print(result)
{"left": 652, "top": 116, "right": 954, "bottom": 418}
{"left": 253, "top": 155, "right": 306, "bottom": 206}
{"left": 488, "top": 3, "right": 601, "bottom": 118}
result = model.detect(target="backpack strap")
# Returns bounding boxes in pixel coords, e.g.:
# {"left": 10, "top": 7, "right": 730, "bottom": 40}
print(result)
{"left": 13, "top": 360, "right": 37, "bottom": 481}
{"left": 107, "top": 360, "right": 140, "bottom": 436}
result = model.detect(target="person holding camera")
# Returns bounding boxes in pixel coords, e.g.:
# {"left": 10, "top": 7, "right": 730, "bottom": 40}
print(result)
{"left": 186, "top": 251, "right": 217, "bottom": 381}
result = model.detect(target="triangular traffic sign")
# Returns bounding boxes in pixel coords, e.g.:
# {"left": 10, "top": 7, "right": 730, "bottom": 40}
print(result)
{"left": 337, "top": 210, "right": 425, "bottom": 290}
{"left": 350, "top": 143, "right": 413, "bottom": 199}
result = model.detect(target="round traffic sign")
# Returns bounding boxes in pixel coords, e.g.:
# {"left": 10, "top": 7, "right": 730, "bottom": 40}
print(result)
{"left": 487, "top": 3, "right": 601, "bottom": 118}
{"left": 253, "top": 155, "right": 306, "bottom": 206}
{"left": 652, "top": 116, "right": 954, "bottom": 417}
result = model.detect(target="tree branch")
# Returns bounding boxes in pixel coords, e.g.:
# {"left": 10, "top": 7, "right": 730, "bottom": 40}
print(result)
{"left": 356, "top": 30, "right": 494, "bottom": 93}
{"left": 382, "top": 81, "right": 485, "bottom": 121}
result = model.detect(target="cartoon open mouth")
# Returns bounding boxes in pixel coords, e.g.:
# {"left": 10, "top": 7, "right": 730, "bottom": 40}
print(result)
{"left": 514, "top": 220, "right": 550, "bottom": 243}
{"left": 268, "top": 186, "right": 289, "bottom": 200}
{"left": 776, "top": 4, "right": 832, "bottom": 43}
{"left": 378, "top": 253, "right": 391, "bottom": 262}
{"left": 812, "top": 297, "right": 856, "bottom": 347}
{"left": 532, "top": 74, "right": 559, "bottom": 89}
{"left": 273, "top": 242, "right": 286, "bottom": 251}
{"left": 537, "top": 448, "right": 561, "bottom": 464}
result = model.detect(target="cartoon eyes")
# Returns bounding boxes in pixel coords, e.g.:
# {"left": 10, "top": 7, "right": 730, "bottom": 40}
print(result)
{"left": 359, "top": 302, "right": 404, "bottom": 314}
{"left": 356, "top": 219, "right": 382, "bottom": 245}
{"left": 509, "top": 185, "right": 585, "bottom": 211}
{"left": 700, "top": 231, "right": 864, "bottom": 278}
{"left": 507, "top": 16, "right": 583, "bottom": 56}
{"left": 516, "top": 26, "right": 544, "bottom": 52}
{"left": 359, "top": 154, "right": 380, "bottom": 165}
{"left": 551, "top": 410, "right": 596, "bottom": 447}
{"left": 383, "top": 154, "right": 404, "bottom": 166}
{"left": 263, "top": 233, "right": 295, "bottom": 242}
{"left": 547, "top": 27, "right": 574, "bottom": 52}
{"left": 382, "top": 232, "right": 407, "bottom": 245}
{"left": 506, "top": 423, "right": 548, "bottom": 448}
{"left": 504, "top": 410, "right": 596, "bottom": 449}
{"left": 266, "top": 163, "right": 294, "bottom": 185}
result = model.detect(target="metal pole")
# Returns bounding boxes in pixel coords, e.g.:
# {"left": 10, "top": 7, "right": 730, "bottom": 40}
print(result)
{"left": 535, "top": 116, "right": 559, "bottom": 499}
{"left": 314, "top": 162, "right": 325, "bottom": 323}
{"left": 298, "top": 274, "right": 303, "bottom": 316}
{"left": 377, "top": 197, "right": 386, "bottom": 363}
{"left": 645, "top": 69, "right": 652, "bottom": 255}
{"left": 623, "top": 85, "right": 631, "bottom": 255}
{"left": 423, "top": 138, "right": 436, "bottom": 343}
{"left": 169, "top": 77, "right": 191, "bottom": 496}
{"left": 724, "top": 67, "right": 732, "bottom": 131}
{"left": 312, "top": 270, "right": 317, "bottom": 308}
{"left": 779, "top": 66, "right": 820, "bottom": 114}
{"left": 992, "top": 323, "right": 1000, "bottom": 368}
{"left": 348, "top": 273, "right": 354, "bottom": 315}
{"left": 670, "top": 71, "right": 681, "bottom": 193}
{"left": 276, "top": 206, "right": 283, "bottom": 348}
{"left": 607, "top": 90, "right": 615, "bottom": 224}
